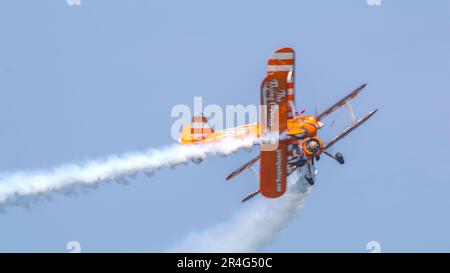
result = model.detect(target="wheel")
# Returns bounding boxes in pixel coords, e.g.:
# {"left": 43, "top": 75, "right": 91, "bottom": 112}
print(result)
{"left": 305, "top": 174, "right": 315, "bottom": 186}
{"left": 191, "top": 157, "right": 203, "bottom": 164}
{"left": 335, "top": 152, "right": 344, "bottom": 165}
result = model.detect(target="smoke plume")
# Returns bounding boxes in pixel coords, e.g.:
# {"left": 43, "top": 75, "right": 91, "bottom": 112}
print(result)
{"left": 0, "top": 137, "right": 256, "bottom": 209}
{"left": 170, "top": 171, "right": 311, "bottom": 252}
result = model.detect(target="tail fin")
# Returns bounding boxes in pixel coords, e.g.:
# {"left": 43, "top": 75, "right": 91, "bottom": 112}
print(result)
{"left": 179, "top": 113, "right": 214, "bottom": 143}
{"left": 191, "top": 113, "right": 214, "bottom": 137}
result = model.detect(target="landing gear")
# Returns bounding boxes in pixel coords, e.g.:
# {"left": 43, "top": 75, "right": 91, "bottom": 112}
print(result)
{"left": 294, "top": 156, "right": 307, "bottom": 167}
{"left": 290, "top": 146, "right": 308, "bottom": 168}
{"left": 323, "top": 151, "right": 345, "bottom": 165}
{"left": 305, "top": 174, "right": 315, "bottom": 185}
{"left": 191, "top": 157, "right": 203, "bottom": 164}
{"left": 335, "top": 152, "right": 344, "bottom": 165}
{"left": 305, "top": 161, "right": 315, "bottom": 186}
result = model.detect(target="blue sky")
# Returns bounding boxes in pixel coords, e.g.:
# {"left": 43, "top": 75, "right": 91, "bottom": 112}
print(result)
{"left": 0, "top": 0, "right": 449, "bottom": 252}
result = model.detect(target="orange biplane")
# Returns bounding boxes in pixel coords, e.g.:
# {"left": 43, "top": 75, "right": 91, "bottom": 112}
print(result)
{"left": 179, "top": 47, "right": 377, "bottom": 202}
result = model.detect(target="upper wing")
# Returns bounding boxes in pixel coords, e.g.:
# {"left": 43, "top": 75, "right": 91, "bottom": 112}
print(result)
{"left": 267, "top": 47, "right": 296, "bottom": 118}
{"left": 259, "top": 72, "right": 289, "bottom": 198}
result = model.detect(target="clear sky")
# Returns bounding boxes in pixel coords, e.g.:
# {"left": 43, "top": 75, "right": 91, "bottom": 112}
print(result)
{"left": 0, "top": 0, "right": 449, "bottom": 252}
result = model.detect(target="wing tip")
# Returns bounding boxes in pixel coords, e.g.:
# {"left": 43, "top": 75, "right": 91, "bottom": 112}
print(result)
{"left": 225, "top": 174, "right": 234, "bottom": 181}
{"left": 241, "top": 190, "right": 261, "bottom": 203}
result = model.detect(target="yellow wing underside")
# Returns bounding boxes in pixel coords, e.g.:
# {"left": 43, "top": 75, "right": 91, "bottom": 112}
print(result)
{"left": 179, "top": 123, "right": 263, "bottom": 144}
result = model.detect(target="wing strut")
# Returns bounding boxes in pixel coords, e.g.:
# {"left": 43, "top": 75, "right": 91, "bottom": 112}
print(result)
{"left": 324, "top": 109, "right": 378, "bottom": 151}
{"left": 317, "top": 82, "right": 368, "bottom": 121}
{"left": 346, "top": 101, "right": 357, "bottom": 124}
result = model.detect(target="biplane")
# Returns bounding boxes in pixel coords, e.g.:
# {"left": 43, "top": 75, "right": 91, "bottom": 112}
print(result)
{"left": 179, "top": 47, "right": 377, "bottom": 202}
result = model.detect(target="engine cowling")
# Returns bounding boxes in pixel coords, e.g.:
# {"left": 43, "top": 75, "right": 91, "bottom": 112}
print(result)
{"left": 301, "top": 137, "right": 323, "bottom": 157}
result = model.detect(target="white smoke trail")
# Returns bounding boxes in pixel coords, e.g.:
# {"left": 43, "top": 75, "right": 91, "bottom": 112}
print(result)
{"left": 0, "top": 137, "right": 257, "bottom": 209}
{"left": 169, "top": 171, "right": 312, "bottom": 252}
